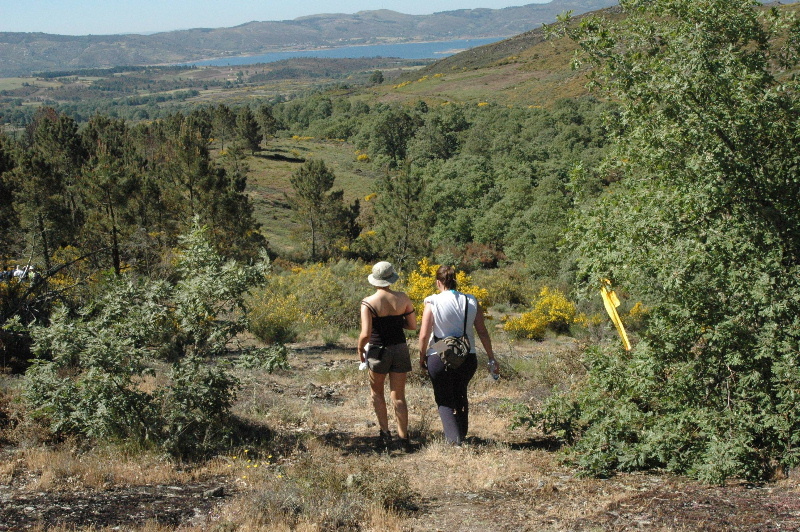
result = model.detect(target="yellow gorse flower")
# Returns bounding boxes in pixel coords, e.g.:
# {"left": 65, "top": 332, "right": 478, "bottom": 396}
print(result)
{"left": 502, "top": 286, "right": 577, "bottom": 340}
{"left": 402, "top": 258, "right": 488, "bottom": 318}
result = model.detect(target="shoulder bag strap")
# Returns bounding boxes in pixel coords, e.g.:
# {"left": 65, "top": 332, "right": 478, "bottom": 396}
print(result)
{"left": 461, "top": 293, "right": 469, "bottom": 337}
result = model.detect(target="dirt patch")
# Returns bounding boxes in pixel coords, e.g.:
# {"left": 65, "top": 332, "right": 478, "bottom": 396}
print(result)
{"left": 0, "top": 480, "right": 233, "bottom": 530}
{"left": 400, "top": 473, "right": 800, "bottom": 531}
{"left": 584, "top": 481, "right": 800, "bottom": 531}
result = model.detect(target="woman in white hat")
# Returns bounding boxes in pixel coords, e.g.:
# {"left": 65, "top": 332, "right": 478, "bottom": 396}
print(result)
{"left": 358, "top": 261, "right": 417, "bottom": 450}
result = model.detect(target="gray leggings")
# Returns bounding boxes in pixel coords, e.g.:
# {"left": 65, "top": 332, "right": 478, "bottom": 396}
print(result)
{"left": 426, "top": 352, "right": 478, "bottom": 444}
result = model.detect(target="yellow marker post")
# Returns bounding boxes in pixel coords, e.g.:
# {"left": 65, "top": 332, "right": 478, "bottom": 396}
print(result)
{"left": 600, "top": 279, "right": 631, "bottom": 351}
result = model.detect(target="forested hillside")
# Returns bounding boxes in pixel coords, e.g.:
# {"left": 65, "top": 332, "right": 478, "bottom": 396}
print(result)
{"left": 2, "top": 1, "right": 800, "bottom": 529}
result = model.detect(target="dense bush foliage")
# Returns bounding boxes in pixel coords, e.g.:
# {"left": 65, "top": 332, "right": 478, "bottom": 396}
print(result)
{"left": 531, "top": 0, "right": 800, "bottom": 483}
{"left": 247, "top": 260, "right": 368, "bottom": 344}
{"left": 23, "top": 223, "right": 268, "bottom": 457}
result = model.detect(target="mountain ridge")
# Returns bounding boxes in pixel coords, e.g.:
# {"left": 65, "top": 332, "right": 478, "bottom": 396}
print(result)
{"left": 0, "top": 0, "right": 617, "bottom": 76}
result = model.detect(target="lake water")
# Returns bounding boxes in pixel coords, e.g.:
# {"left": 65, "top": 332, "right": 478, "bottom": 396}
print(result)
{"left": 188, "top": 37, "right": 505, "bottom": 66}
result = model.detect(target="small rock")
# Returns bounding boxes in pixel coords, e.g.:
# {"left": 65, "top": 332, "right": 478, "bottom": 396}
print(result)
{"left": 204, "top": 486, "right": 225, "bottom": 498}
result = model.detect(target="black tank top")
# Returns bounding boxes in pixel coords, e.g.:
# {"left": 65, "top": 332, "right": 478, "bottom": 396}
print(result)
{"left": 362, "top": 301, "right": 409, "bottom": 346}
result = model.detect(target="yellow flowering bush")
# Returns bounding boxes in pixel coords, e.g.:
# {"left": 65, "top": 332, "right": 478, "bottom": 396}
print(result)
{"left": 573, "top": 311, "right": 604, "bottom": 328}
{"left": 402, "top": 258, "right": 488, "bottom": 317}
{"left": 502, "top": 287, "right": 577, "bottom": 340}
{"left": 247, "top": 261, "right": 368, "bottom": 343}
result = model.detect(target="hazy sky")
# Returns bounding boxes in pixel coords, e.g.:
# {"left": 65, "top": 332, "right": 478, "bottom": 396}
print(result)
{"left": 0, "top": 0, "right": 549, "bottom": 36}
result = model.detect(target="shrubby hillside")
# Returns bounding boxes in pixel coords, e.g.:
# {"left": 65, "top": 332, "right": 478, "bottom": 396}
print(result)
{"left": 1, "top": 7, "right": 800, "bottom": 530}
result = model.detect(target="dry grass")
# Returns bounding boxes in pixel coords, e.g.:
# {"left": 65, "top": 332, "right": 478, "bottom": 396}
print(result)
{"left": 3, "top": 333, "right": 800, "bottom": 530}
{"left": 13, "top": 445, "right": 222, "bottom": 491}
{"left": 28, "top": 522, "right": 189, "bottom": 532}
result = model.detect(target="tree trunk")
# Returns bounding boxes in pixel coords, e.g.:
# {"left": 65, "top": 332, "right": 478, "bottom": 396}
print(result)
{"left": 36, "top": 212, "right": 51, "bottom": 272}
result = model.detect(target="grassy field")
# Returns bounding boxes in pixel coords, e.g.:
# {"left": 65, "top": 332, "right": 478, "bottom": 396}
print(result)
{"left": 243, "top": 136, "right": 382, "bottom": 257}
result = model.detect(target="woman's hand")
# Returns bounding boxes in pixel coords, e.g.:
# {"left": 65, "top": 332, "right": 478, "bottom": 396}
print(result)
{"left": 488, "top": 358, "right": 499, "bottom": 379}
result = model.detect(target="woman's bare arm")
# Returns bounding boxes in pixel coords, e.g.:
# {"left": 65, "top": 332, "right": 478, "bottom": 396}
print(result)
{"left": 418, "top": 304, "right": 433, "bottom": 368}
{"left": 358, "top": 302, "right": 372, "bottom": 362}
{"left": 473, "top": 305, "right": 498, "bottom": 374}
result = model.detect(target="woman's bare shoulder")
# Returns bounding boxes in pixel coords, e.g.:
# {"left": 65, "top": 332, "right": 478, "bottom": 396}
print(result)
{"left": 361, "top": 292, "right": 380, "bottom": 306}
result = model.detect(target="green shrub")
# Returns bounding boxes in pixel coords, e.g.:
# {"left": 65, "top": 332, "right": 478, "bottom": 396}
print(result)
{"left": 470, "top": 266, "right": 538, "bottom": 308}
{"left": 547, "top": 0, "right": 800, "bottom": 483}
{"left": 247, "top": 260, "right": 368, "bottom": 344}
{"left": 159, "top": 356, "right": 239, "bottom": 458}
{"left": 246, "top": 288, "right": 302, "bottom": 344}
{"left": 23, "top": 221, "right": 266, "bottom": 457}
{"left": 235, "top": 344, "right": 291, "bottom": 372}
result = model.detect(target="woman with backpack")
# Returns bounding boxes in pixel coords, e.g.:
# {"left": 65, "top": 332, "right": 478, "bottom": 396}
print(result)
{"left": 358, "top": 261, "right": 417, "bottom": 450}
{"left": 418, "top": 265, "right": 499, "bottom": 445}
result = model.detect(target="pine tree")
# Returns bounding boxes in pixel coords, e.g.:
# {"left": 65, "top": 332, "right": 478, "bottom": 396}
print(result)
{"left": 81, "top": 115, "right": 144, "bottom": 274}
{"left": 371, "top": 167, "right": 431, "bottom": 271}
{"left": 14, "top": 109, "right": 86, "bottom": 271}
{"left": 235, "top": 106, "right": 261, "bottom": 154}
{"left": 289, "top": 159, "right": 339, "bottom": 260}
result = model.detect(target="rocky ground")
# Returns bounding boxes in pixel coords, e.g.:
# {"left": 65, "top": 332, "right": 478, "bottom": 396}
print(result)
{"left": 0, "top": 480, "right": 232, "bottom": 530}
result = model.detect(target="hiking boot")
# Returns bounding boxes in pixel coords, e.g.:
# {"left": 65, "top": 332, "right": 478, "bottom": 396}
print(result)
{"left": 376, "top": 430, "right": 392, "bottom": 451}
{"left": 398, "top": 437, "right": 414, "bottom": 453}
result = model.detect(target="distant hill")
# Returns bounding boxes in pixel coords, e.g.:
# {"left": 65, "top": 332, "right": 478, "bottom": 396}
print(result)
{"left": 0, "top": 0, "right": 617, "bottom": 76}
{"left": 366, "top": 6, "right": 621, "bottom": 107}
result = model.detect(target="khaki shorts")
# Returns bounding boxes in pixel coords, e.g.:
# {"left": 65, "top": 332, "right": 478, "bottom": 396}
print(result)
{"left": 366, "top": 343, "right": 412, "bottom": 374}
